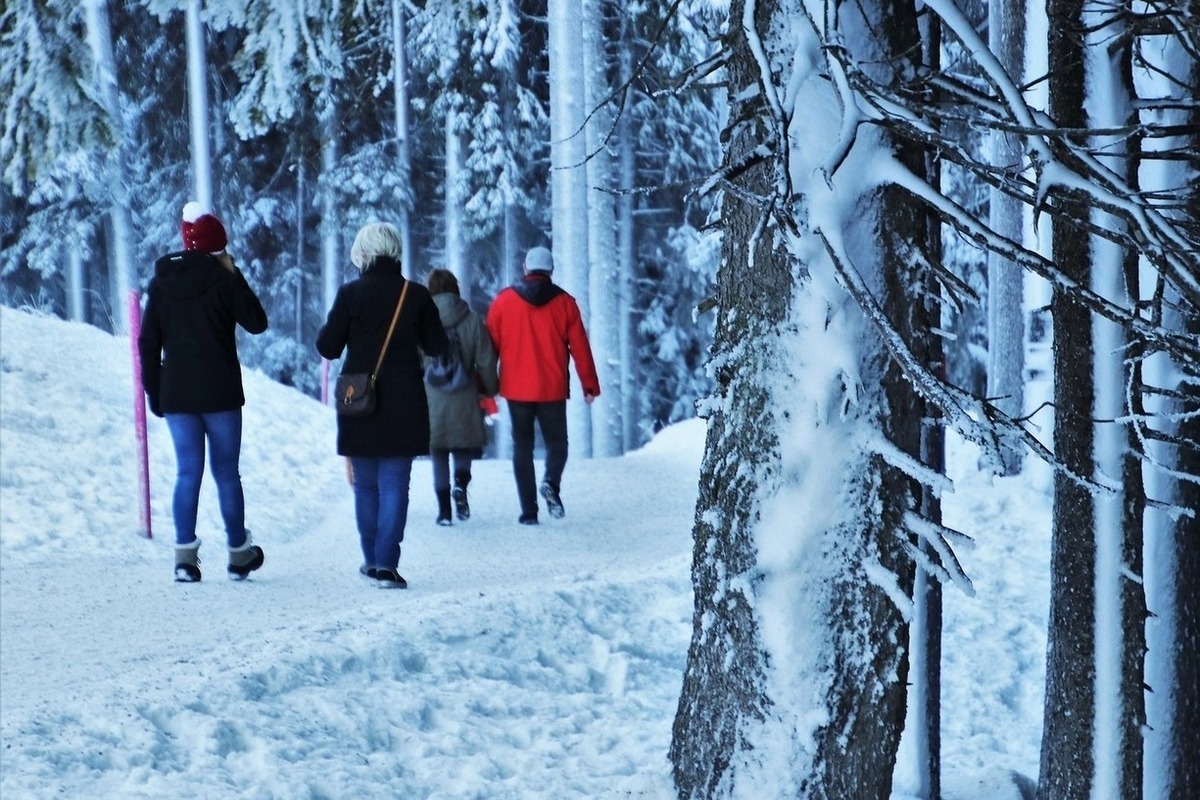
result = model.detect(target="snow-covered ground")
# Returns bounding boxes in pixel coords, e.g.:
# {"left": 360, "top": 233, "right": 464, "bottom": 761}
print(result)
{"left": 0, "top": 307, "right": 1050, "bottom": 799}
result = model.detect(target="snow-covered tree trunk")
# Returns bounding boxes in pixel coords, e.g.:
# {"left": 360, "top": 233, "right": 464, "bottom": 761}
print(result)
{"left": 392, "top": 0, "right": 413, "bottom": 278}
{"left": 1039, "top": 4, "right": 1097, "bottom": 797}
{"left": 83, "top": 0, "right": 134, "bottom": 333}
{"left": 66, "top": 245, "right": 86, "bottom": 323}
{"left": 184, "top": 0, "right": 213, "bottom": 210}
{"left": 616, "top": 44, "right": 637, "bottom": 452}
{"left": 1085, "top": 10, "right": 1145, "bottom": 796}
{"left": 582, "top": 0, "right": 622, "bottom": 457}
{"left": 444, "top": 112, "right": 467, "bottom": 288}
{"left": 548, "top": 0, "right": 592, "bottom": 456}
{"left": 672, "top": 1, "right": 929, "bottom": 795}
{"left": 985, "top": 0, "right": 1026, "bottom": 475}
{"left": 321, "top": 96, "right": 340, "bottom": 311}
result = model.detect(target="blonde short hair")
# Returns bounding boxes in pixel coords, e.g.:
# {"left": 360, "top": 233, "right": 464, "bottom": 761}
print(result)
{"left": 350, "top": 222, "right": 402, "bottom": 270}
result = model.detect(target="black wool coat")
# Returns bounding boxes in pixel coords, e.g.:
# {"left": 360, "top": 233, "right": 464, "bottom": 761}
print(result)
{"left": 316, "top": 258, "right": 448, "bottom": 458}
{"left": 138, "top": 250, "right": 269, "bottom": 416}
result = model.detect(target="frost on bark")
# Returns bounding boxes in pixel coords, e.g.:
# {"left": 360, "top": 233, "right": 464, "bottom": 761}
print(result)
{"left": 671, "top": 1, "right": 928, "bottom": 796}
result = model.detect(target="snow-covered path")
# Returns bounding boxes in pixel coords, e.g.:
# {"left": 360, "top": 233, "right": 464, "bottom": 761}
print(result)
{"left": 1, "top": 453, "right": 699, "bottom": 800}
{"left": 1, "top": 308, "right": 702, "bottom": 798}
{"left": 1, "top": 308, "right": 1050, "bottom": 800}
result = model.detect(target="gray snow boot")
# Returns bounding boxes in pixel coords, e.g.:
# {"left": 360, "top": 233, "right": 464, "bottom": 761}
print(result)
{"left": 175, "top": 539, "right": 202, "bottom": 583}
{"left": 228, "top": 532, "right": 265, "bottom": 580}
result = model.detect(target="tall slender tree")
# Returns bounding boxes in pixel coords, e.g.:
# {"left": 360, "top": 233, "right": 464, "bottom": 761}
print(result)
{"left": 986, "top": 0, "right": 1027, "bottom": 475}
{"left": 548, "top": 0, "right": 593, "bottom": 455}
{"left": 672, "top": 0, "right": 930, "bottom": 794}
{"left": 582, "top": 0, "right": 623, "bottom": 456}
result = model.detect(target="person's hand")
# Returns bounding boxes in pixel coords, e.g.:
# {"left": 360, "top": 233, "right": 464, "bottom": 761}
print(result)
{"left": 344, "top": 458, "right": 354, "bottom": 486}
{"left": 584, "top": 392, "right": 597, "bottom": 405}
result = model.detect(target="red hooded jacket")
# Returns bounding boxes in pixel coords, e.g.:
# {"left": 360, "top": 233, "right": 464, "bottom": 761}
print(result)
{"left": 486, "top": 273, "right": 601, "bottom": 403}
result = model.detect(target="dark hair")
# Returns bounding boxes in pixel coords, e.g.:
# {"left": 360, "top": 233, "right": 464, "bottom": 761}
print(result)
{"left": 427, "top": 268, "right": 460, "bottom": 296}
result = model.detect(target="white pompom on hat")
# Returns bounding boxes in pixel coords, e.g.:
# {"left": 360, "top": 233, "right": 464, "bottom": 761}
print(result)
{"left": 524, "top": 246, "right": 553, "bottom": 273}
{"left": 181, "top": 201, "right": 229, "bottom": 254}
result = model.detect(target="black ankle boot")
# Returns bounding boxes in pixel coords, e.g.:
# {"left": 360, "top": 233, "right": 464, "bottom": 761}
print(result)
{"left": 452, "top": 473, "right": 471, "bottom": 521}
{"left": 436, "top": 488, "right": 453, "bottom": 526}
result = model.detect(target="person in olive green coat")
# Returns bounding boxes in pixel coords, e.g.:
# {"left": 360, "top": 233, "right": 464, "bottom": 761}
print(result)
{"left": 423, "top": 269, "right": 500, "bottom": 525}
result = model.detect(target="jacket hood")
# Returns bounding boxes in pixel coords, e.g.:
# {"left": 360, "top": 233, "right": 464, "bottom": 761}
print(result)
{"left": 152, "top": 250, "right": 226, "bottom": 299}
{"left": 513, "top": 273, "right": 565, "bottom": 308}
{"left": 433, "top": 292, "right": 472, "bottom": 328}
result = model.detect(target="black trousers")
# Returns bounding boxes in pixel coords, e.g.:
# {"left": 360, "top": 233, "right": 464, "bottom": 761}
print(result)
{"left": 507, "top": 400, "right": 568, "bottom": 517}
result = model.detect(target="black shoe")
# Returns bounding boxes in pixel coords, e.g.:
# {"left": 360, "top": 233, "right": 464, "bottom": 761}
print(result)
{"left": 518, "top": 514, "right": 539, "bottom": 525}
{"left": 452, "top": 486, "right": 470, "bottom": 521}
{"left": 359, "top": 564, "right": 378, "bottom": 579}
{"left": 228, "top": 545, "right": 265, "bottom": 580}
{"left": 175, "top": 563, "right": 201, "bottom": 583}
{"left": 540, "top": 482, "right": 565, "bottom": 519}
{"left": 436, "top": 515, "right": 453, "bottom": 527}
{"left": 375, "top": 568, "right": 408, "bottom": 589}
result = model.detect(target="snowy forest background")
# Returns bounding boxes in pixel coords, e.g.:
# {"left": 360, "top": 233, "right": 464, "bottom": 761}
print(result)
{"left": 3, "top": 1, "right": 1199, "bottom": 799}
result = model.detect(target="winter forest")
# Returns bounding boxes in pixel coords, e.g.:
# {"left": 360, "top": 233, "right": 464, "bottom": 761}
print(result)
{"left": 2, "top": 1, "right": 1199, "bottom": 799}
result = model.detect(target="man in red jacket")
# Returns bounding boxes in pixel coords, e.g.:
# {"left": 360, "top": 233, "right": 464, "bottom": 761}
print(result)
{"left": 486, "top": 246, "right": 601, "bottom": 524}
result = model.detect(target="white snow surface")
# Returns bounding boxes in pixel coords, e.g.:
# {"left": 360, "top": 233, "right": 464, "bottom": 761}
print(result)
{"left": 1, "top": 307, "right": 1050, "bottom": 799}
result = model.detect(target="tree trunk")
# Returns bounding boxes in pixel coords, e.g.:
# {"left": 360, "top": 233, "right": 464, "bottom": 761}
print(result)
{"left": 445, "top": 112, "right": 466, "bottom": 285}
{"left": 1164, "top": 52, "right": 1200, "bottom": 800}
{"left": 548, "top": 0, "right": 592, "bottom": 455}
{"left": 986, "top": 0, "right": 1026, "bottom": 475}
{"left": 582, "top": 0, "right": 623, "bottom": 457}
{"left": 83, "top": 0, "right": 134, "bottom": 333}
{"left": 392, "top": 0, "right": 413, "bottom": 278}
{"left": 184, "top": 0, "right": 213, "bottom": 210}
{"left": 321, "top": 96, "right": 340, "bottom": 311}
{"left": 1087, "top": 11, "right": 1145, "bottom": 796}
{"left": 671, "top": 1, "right": 924, "bottom": 796}
{"left": 616, "top": 49, "right": 637, "bottom": 452}
{"left": 1039, "top": 3, "right": 1097, "bottom": 798}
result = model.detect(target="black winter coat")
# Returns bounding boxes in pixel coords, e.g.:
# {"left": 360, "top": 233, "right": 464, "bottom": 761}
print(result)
{"left": 316, "top": 258, "right": 448, "bottom": 458}
{"left": 138, "top": 250, "right": 268, "bottom": 416}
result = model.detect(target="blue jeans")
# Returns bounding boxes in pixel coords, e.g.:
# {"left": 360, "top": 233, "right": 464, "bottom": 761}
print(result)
{"left": 507, "top": 400, "right": 568, "bottom": 517}
{"left": 351, "top": 456, "right": 413, "bottom": 570}
{"left": 165, "top": 410, "right": 247, "bottom": 548}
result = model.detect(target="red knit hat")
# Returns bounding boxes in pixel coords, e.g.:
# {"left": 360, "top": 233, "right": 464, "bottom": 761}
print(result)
{"left": 181, "top": 201, "right": 228, "bottom": 254}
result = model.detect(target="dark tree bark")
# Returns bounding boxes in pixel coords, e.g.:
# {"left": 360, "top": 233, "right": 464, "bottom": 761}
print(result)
{"left": 671, "top": 1, "right": 929, "bottom": 797}
{"left": 669, "top": 5, "right": 790, "bottom": 798}
{"left": 1038, "top": 2, "right": 1097, "bottom": 798}
{"left": 1165, "top": 54, "right": 1200, "bottom": 800}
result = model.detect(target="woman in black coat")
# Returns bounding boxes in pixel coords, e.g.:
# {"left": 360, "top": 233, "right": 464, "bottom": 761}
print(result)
{"left": 138, "top": 202, "right": 268, "bottom": 583}
{"left": 316, "top": 222, "right": 447, "bottom": 588}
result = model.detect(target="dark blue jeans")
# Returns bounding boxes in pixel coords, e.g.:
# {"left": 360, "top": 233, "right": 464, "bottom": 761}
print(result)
{"left": 507, "top": 400, "right": 568, "bottom": 517}
{"left": 165, "top": 410, "right": 247, "bottom": 548}
{"left": 350, "top": 456, "right": 413, "bottom": 570}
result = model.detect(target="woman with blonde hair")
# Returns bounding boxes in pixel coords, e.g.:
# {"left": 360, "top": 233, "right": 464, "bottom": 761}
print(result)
{"left": 316, "top": 222, "right": 447, "bottom": 588}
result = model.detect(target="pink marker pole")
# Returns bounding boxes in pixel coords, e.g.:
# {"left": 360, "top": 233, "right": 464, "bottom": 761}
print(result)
{"left": 128, "top": 291, "right": 153, "bottom": 539}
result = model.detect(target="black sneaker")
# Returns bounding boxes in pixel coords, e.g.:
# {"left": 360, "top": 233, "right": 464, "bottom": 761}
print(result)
{"left": 452, "top": 487, "right": 470, "bottom": 521}
{"left": 539, "top": 482, "right": 565, "bottom": 519}
{"left": 518, "top": 514, "right": 539, "bottom": 525}
{"left": 359, "top": 564, "right": 378, "bottom": 579}
{"left": 375, "top": 568, "right": 408, "bottom": 589}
